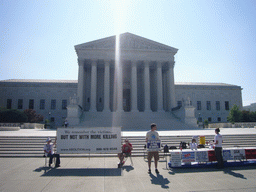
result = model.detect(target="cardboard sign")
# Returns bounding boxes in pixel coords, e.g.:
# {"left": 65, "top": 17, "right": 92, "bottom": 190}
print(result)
{"left": 147, "top": 140, "right": 161, "bottom": 151}
{"left": 232, "top": 149, "right": 245, "bottom": 160}
{"left": 171, "top": 152, "right": 182, "bottom": 167}
{"left": 56, "top": 127, "right": 121, "bottom": 154}
{"left": 182, "top": 151, "right": 196, "bottom": 162}
{"left": 223, "top": 150, "right": 233, "bottom": 161}
{"left": 195, "top": 151, "right": 209, "bottom": 162}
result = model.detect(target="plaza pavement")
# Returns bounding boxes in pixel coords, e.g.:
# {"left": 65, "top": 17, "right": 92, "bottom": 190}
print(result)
{"left": 1, "top": 128, "right": 256, "bottom": 192}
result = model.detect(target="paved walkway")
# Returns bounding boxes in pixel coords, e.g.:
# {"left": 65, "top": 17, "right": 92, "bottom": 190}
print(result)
{"left": 0, "top": 156, "right": 256, "bottom": 192}
{"left": 1, "top": 128, "right": 256, "bottom": 191}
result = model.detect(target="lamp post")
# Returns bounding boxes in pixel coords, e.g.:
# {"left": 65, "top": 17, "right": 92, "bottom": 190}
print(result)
{"left": 49, "top": 112, "right": 51, "bottom": 129}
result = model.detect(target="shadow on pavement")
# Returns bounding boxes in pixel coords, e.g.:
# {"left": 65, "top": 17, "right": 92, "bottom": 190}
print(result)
{"left": 149, "top": 173, "right": 170, "bottom": 189}
{"left": 34, "top": 167, "right": 122, "bottom": 177}
{"left": 122, "top": 165, "right": 134, "bottom": 172}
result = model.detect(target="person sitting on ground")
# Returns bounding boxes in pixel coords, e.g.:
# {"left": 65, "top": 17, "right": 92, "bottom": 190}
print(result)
{"left": 44, "top": 137, "right": 61, "bottom": 168}
{"left": 118, "top": 139, "right": 133, "bottom": 165}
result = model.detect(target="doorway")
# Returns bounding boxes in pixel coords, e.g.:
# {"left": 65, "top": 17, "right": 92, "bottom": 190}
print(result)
{"left": 123, "top": 89, "right": 131, "bottom": 112}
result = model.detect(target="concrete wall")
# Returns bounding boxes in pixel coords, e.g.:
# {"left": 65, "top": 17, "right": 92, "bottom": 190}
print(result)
{"left": 0, "top": 80, "right": 77, "bottom": 128}
{"left": 175, "top": 83, "right": 243, "bottom": 123}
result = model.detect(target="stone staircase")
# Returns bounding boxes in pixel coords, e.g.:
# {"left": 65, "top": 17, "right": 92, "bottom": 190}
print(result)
{"left": 1, "top": 134, "right": 256, "bottom": 158}
{"left": 78, "top": 111, "right": 197, "bottom": 131}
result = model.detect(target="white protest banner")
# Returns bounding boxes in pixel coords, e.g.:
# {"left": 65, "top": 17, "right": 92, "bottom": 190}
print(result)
{"left": 56, "top": 127, "right": 121, "bottom": 154}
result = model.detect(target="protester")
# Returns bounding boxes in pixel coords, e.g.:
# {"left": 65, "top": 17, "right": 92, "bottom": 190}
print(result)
{"left": 118, "top": 139, "right": 133, "bottom": 166}
{"left": 214, "top": 128, "right": 224, "bottom": 168}
{"left": 189, "top": 138, "right": 198, "bottom": 150}
{"left": 44, "top": 137, "right": 61, "bottom": 168}
{"left": 146, "top": 123, "right": 160, "bottom": 174}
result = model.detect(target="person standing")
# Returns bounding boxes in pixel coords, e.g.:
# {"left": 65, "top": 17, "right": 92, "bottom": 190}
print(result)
{"left": 44, "top": 137, "right": 61, "bottom": 168}
{"left": 146, "top": 123, "right": 160, "bottom": 174}
{"left": 64, "top": 119, "right": 68, "bottom": 127}
{"left": 214, "top": 128, "right": 224, "bottom": 168}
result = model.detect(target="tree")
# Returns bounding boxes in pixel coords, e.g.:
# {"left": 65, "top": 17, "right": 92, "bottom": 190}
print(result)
{"left": 241, "top": 110, "right": 252, "bottom": 122}
{"left": 227, "top": 104, "right": 242, "bottom": 123}
{"left": 23, "top": 109, "right": 44, "bottom": 123}
{"left": 0, "top": 109, "right": 28, "bottom": 123}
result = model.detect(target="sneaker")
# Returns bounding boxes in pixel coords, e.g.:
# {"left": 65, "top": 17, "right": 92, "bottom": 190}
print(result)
{"left": 155, "top": 169, "right": 159, "bottom": 174}
{"left": 55, "top": 164, "right": 60, "bottom": 168}
{"left": 148, "top": 169, "right": 151, "bottom": 174}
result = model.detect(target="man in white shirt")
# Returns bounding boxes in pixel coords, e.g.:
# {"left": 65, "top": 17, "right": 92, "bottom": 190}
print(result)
{"left": 146, "top": 123, "right": 160, "bottom": 174}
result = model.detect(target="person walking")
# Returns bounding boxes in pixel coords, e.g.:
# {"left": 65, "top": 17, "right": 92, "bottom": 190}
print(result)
{"left": 146, "top": 123, "right": 160, "bottom": 174}
{"left": 214, "top": 128, "right": 224, "bottom": 168}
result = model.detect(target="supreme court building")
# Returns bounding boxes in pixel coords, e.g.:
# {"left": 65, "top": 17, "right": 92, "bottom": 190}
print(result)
{"left": 0, "top": 33, "right": 243, "bottom": 130}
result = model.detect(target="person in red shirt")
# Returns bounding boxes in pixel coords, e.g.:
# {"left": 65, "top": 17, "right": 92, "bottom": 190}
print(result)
{"left": 118, "top": 139, "right": 133, "bottom": 165}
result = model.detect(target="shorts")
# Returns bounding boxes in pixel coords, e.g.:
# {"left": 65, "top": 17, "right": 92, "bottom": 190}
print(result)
{"left": 123, "top": 152, "right": 131, "bottom": 157}
{"left": 147, "top": 151, "right": 159, "bottom": 161}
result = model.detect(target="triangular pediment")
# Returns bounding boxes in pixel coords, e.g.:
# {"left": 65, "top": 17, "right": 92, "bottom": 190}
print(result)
{"left": 75, "top": 32, "right": 178, "bottom": 53}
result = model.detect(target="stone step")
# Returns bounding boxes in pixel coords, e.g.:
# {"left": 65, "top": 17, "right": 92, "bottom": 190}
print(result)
{"left": 1, "top": 134, "right": 256, "bottom": 157}
{"left": 79, "top": 112, "right": 197, "bottom": 130}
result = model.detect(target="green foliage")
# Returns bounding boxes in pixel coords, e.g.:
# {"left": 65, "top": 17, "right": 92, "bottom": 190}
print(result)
{"left": 241, "top": 110, "right": 256, "bottom": 122}
{"left": 0, "top": 109, "right": 28, "bottom": 123}
{"left": 23, "top": 109, "right": 44, "bottom": 123}
{"left": 227, "top": 104, "right": 242, "bottom": 123}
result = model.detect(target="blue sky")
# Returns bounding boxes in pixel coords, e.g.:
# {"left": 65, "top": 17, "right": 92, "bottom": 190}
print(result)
{"left": 0, "top": 0, "right": 255, "bottom": 106}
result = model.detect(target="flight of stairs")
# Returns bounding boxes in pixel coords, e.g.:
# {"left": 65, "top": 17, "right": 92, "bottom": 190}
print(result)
{"left": 78, "top": 111, "right": 198, "bottom": 131}
{"left": 1, "top": 134, "right": 256, "bottom": 158}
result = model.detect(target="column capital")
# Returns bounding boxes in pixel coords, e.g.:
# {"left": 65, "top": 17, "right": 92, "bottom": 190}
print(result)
{"left": 131, "top": 61, "right": 137, "bottom": 67}
{"left": 104, "top": 60, "right": 111, "bottom": 66}
{"left": 91, "top": 60, "right": 97, "bottom": 66}
{"left": 169, "top": 61, "right": 175, "bottom": 68}
{"left": 78, "top": 59, "right": 85, "bottom": 66}
{"left": 157, "top": 62, "right": 163, "bottom": 68}
{"left": 144, "top": 61, "right": 150, "bottom": 67}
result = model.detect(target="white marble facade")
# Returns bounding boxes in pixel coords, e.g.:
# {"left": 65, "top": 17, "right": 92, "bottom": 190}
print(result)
{"left": 75, "top": 32, "right": 177, "bottom": 113}
{"left": 0, "top": 33, "right": 243, "bottom": 129}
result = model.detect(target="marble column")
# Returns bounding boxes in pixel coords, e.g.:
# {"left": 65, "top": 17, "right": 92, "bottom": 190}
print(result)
{"left": 90, "top": 60, "right": 97, "bottom": 112}
{"left": 144, "top": 61, "right": 151, "bottom": 112}
{"left": 131, "top": 61, "right": 138, "bottom": 112}
{"left": 77, "top": 59, "right": 85, "bottom": 108}
{"left": 168, "top": 63, "right": 176, "bottom": 109}
{"left": 116, "top": 61, "right": 124, "bottom": 112}
{"left": 157, "top": 62, "right": 164, "bottom": 112}
{"left": 103, "top": 61, "right": 110, "bottom": 112}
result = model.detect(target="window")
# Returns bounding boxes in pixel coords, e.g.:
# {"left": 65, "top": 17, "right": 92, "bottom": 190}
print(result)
{"left": 177, "top": 101, "right": 182, "bottom": 107}
{"left": 225, "top": 101, "right": 229, "bottom": 110}
{"left": 7, "top": 99, "right": 12, "bottom": 109}
{"left": 208, "top": 117, "right": 212, "bottom": 122}
{"left": 62, "top": 100, "right": 67, "bottom": 110}
{"left": 206, "top": 101, "right": 211, "bottom": 110}
{"left": 29, "top": 99, "right": 34, "bottom": 109}
{"left": 50, "top": 117, "right": 55, "bottom": 122}
{"left": 217, "top": 117, "right": 221, "bottom": 122}
{"left": 18, "top": 99, "right": 23, "bottom": 109}
{"left": 197, "top": 101, "right": 201, "bottom": 110}
{"left": 51, "top": 99, "right": 56, "bottom": 110}
{"left": 216, "top": 101, "right": 220, "bottom": 111}
{"left": 40, "top": 99, "right": 45, "bottom": 110}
